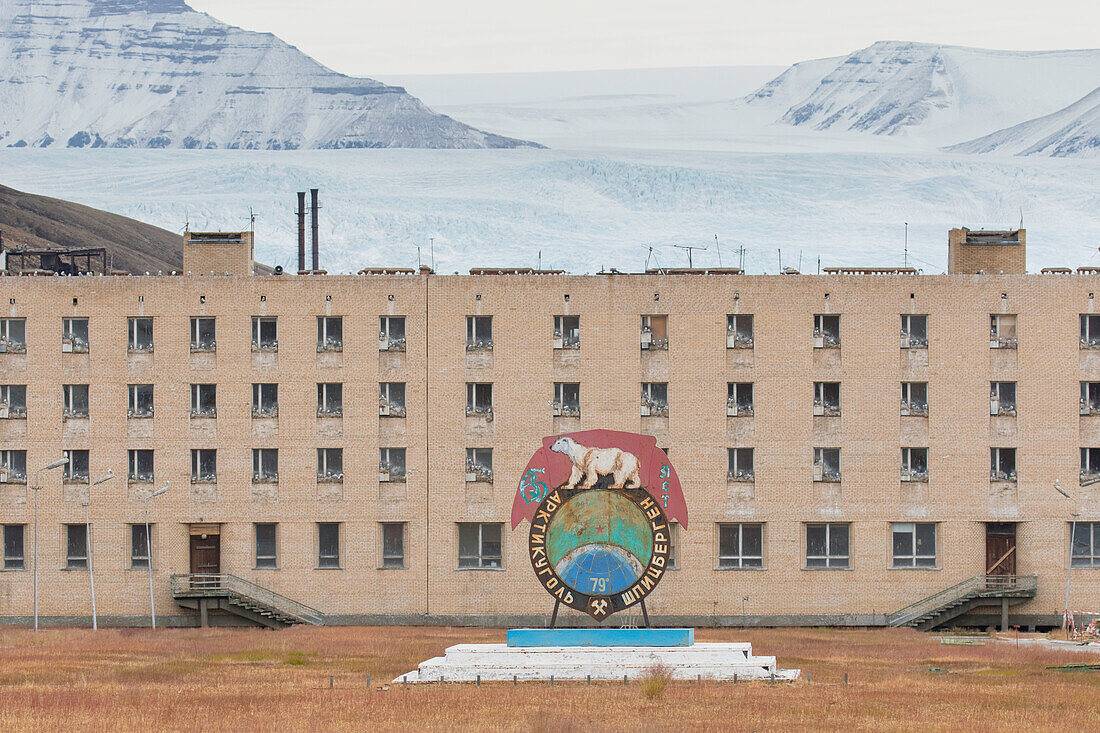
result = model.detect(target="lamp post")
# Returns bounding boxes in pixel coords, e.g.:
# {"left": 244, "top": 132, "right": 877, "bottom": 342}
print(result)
{"left": 1054, "top": 479, "right": 1079, "bottom": 631}
{"left": 143, "top": 481, "right": 169, "bottom": 630}
{"left": 32, "top": 458, "right": 68, "bottom": 633}
{"left": 85, "top": 470, "right": 115, "bottom": 631}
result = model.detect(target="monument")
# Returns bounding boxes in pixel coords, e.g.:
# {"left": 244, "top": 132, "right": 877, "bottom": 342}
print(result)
{"left": 397, "top": 431, "right": 799, "bottom": 682}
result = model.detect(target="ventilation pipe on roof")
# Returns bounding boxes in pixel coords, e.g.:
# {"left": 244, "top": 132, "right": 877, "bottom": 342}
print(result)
{"left": 296, "top": 191, "right": 306, "bottom": 273}
{"left": 310, "top": 188, "right": 319, "bottom": 272}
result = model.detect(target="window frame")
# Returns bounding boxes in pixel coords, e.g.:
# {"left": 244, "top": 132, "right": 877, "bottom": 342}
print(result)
{"left": 891, "top": 522, "right": 938, "bottom": 568}
{"left": 0, "top": 384, "right": 27, "bottom": 418}
{"left": 457, "top": 522, "right": 503, "bottom": 569}
{"left": 813, "top": 314, "right": 840, "bottom": 348}
{"left": 1081, "top": 315, "right": 1100, "bottom": 349}
{"left": 901, "top": 381, "right": 928, "bottom": 416}
{"left": 127, "top": 449, "right": 154, "bottom": 483}
{"left": 900, "top": 447, "right": 929, "bottom": 483}
{"left": 553, "top": 382, "right": 580, "bottom": 416}
{"left": 813, "top": 447, "right": 841, "bottom": 482}
{"left": 726, "top": 314, "right": 754, "bottom": 349}
{"left": 1071, "top": 522, "right": 1100, "bottom": 567}
{"left": 990, "top": 381, "right": 1017, "bottom": 416}
{"left": 62, "top": 317, "right": 89, "bottom": 353}
{"left": 381, "top": 522, "right": 406, "bottom": 569}
{"left": 640, "top": 314, "right": 668, "bottom": 350}
{"left": 130, "top": 523, "right": 151, "bottom": 569}
{"left": 727, "top": 382, "right": 754, "bottom": 416}
{"left": 900, "top": 314, "right": 928, "bottom": 349}
{"left": 317, "top": 316, "right": 343, "bottom": 352}
{"left": 379, "top": 447, "right": 407, "bottom": 482}
{"left": 641, "top": 382, "right": 669, "bottom": 416}
{"left": 252, "top": 448, "right": 279, "bottom": 483}
{"left": 63, "top": 383, "right": 90, "bottom": 419}
{"left": 465, "top": 382, "right": 493, "bottom": 416}
{"left": 255, "top": 523, "right": 278, "bottom": 569}
{"left": 252, "top": 383, "right": 278, "bottom": 418}
{"left": 378, "top": 382, "right": 405, "bottom": 417}
{"left": 727, "top": 447, "right": 755, "bottom": 483}
{"left": 379, "top": 316, "right": 406, "bottom": 351}
{"left": 317, "top": 522, "right": 341, "bottom": 569}
{"left": 63, "top": 449, "right": 90, "bottom": 484}
{"left": 0, "top": 318, "right": 27, "bottom": 352}
{"left": 466, "top": 316, "right": 493, "bottom": 351}
{"left": 127, "top": 383, "right": 154, "bottom": 418}
{"left": 189, "top": 317, "right": 216, "bottom": 352}
{"left": 127, "top": 317, "right": 153, "bottom": 352}
{"left": 0, "top": 450, "right": 28, "bottom": 482}
{"left": 805, "top": 522, "right": 850, "bottom": 569}
{"left": 190, "top": 448, "right": 217, "bottom": 484}
{"left": 317, "top": 447, "right": 344, "bottom": 482}
{"left": 990, "top": 314, "right": 1017, "bottom": 349}
{"left": 717, "top": 523, "right": 764, "bottom": 569}
{"left": 190, "top": 383, "right": 217, "bottom": 417}
{"left": 251, "top": 316, "right": 278, "bottom": 351}
{"left": 990, "top": 447, "right": 1017, "bottom": 482}
{"left": 65, "top": 523, "right": 89, "bottom": 569}
{"left": 3, "top": 524, "right": 25, "bottom": 570}
{"left": 813, "top": 382, "right": 841, "bottom": 416}
{"left": 553, "top": 315, "right": 580, "bottom": 349}
{"left": 466, "top": 447, "right": 493, "bottom": 483}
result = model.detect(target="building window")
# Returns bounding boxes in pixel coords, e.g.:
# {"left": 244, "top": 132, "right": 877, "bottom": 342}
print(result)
{"left": 251, "top": 316, "right": 278, "bottom": 351}
{"left": 128, "top": 449, "right": 154, "bottom": 483}
{"left": 0, "top": 450, "right": 27, "bottom": 483}
{"left": 379, "top": 316, "right": 406, "bottom": 351}
{"left": 317, "top": 448, "right": 344, "bottom": 482}
{"left": 252, "top": 383, "right": 278, "bottom": 418}
{"left": 990, "top": 382, "right": 1016, "bottom": 416}
{"left": 466, "top": 316, "right": 493, "bottom": 351}
{"left": 667, "top": 522, "right": 680, "bottom": 569}
{"left": 813, "top": 382, "right": 840, "bottom": 416}
{"left": 127, "top": 317, "right": 153, "bottom": 352}
{"left": 901, "top": 382, "right": 928, "bottom": 416}
{"left": 1081, "top": 448, "right": 1100, "bottom": 485}
{"left": 990, "top": 314, "right": 1017, "bottom": 349}
{"left": 0, "top": 319, "right": 27, "bottom": 353}
{"left": 379, "top": 382, "right": 405, "bottom": 417}
{"left": 63, "top": 318, "right": 89, "bottom": 353}
{"left": 314, "top": 382, "right": 342, "bottom": 417}
{"left": 379, "top": 447, "right": 407, "bottom": 482}
{"left": 381, "top": 523, "right": 405, "bottom": 568}
{"left": 718, "top": 523, "right": 763, "bottom": 568}
{"left": 466, "top": 382, "right": 493, "bottom": 417}
{"left": 814, "top": 448, "right": 840, "bottom": 482}
{"left": 317, "top": 523, "right": 340, "bottom": 568}
{"left": 553, "top": 382, "right": 580, "bottom": 417}
{"left": 190, "top": 383, "right": 216, "bottom": 417}
{"left": 727, "top": 382, "right": 753, "bottom": 416}
{"left": 190, "top": 317, "right": 215, "bottom": 352}
{"left": 127, "top": 384, "right": 154, "bottom": 418}
{"left": 1082, "top": 315, "right": 1100, "bottom": 349}
{"left": 990, "top": 447, "right": 1016, "bottom": 482}
{"left": 63, "top": 384, "right": 90, "bottom": 419}
{"left": 1082, "top": 382, "right": 1100, "bottom": 416}
{"left": 316, "top": 316, "right": 343, "bottom": 352}
{"left": 63, "top": 449, "right": 89, "bottom": 484}
{"left": 466, "top": 448, "right": 493, "bottom": 483}
{"left": 131, "top": 524, "right": 150, "bottom": 569}
{"left": 813, "top": 314, "right": 840, "bottom": 348}
{"left": 3, "top": 524, "right": 24, "bottom": 569}
{"left": 553, "top": 315, "right": 580, "bottom": 349}
{"left": 900, "top": 314, "right": 928, "bottom": 349}
{"left": 900, "top": 447, "right": 929, "bottom": 482}
{"left": 727, "top": 448, "right": 754, "bottom": 483}
{"left": 458, "top": 523, "right": 502, "bottom": 568}
{"left": 255, "top": 523, "right": 277, "bottom": 568}
{"left": 1071, "top": 522, "right": 1100, "bottom": 567}
{"left": 65, "top": 524, "right": 88, "bottom": 569}
{"left": 0, "top": 385, "right": 27, "bottom": 419}
{"left": 892, "top": 523, "right": 936, "bottom": 568}
{"left": 726, "top": 314, "right": 753, "bottom": 349}
{"left": 190, "top": 449, "right": 217, "bottom": 483}
{"left": 252, "top": 449, "right": 278, "bottom": 483}
{"left": 641, "top": 382, "right": 668, "bottom": 417}
{"left": 641, "top": 315, "right": 668, "bottom": 350}
{"left": 806, "top": 523, "right": 849, "bottom": 568}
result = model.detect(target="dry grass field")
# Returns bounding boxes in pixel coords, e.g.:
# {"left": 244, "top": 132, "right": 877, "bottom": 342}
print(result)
{"left": 0, "top": 625, "right": 1096, "bottom": 731}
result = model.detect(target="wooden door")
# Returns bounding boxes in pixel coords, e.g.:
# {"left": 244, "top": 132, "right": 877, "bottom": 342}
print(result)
{"left": 985, "top": 523, "right": 1016, "bottom": 576}
{"left": 190, "top": 534, "right": 220, "bottom": 575}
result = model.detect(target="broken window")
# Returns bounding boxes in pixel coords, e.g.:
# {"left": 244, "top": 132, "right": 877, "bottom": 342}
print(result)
{"left": 813, "top": 448, "right": 840, "bottom": 482}
{"left": 990, "top": 447, "right": 1016, "bottom": 482}
{"left": 381, "top": 523, "right": 405, "bottom": 568}
{"left": 806, "top": 523, "right": 849, "bottom": 568}
{"left": 317, "top": 523, "right": 340, "bottom": 568}
{"left": 901, "top": 447, "right": 929, "bottom": 482}
{"left": 813, "top": 314, "right": 840, "bottom": 348}
{"left": 1081, "top": 382, "right": 1100, "bottom": 416}
{"left": 641, "top": 315, "right": 668, "bottom": 350}
{"left": 466, "top": 448, "right": 493, "bottom": 483}
{"left": 317, "top": 448, "right": 344, "bottom": 482}
{"left": 317, "top": 383, "right": 343, "bottom": 417}
{"left": 317, "top": 316, "right": 343, "bottom": 352}
{"left": 718, "top": 523, "right": 763, "bottom": 568}
{"left": 127, "top": 384, "right": 153, "bottom": 418}
{"left": 0, "top": 450, "right": 27, "bottom": 483}
{"left": 466, "top": 316, "right": 493, "bottom": 351}
{"left": 900, "top": 315, "right": 928, "bottom": 349}
{"left": 1082, "top": 315, "right": 1100, "bottom": 349}
{"left": 379, "top": 382, "right": 405, "bottom": 417}
{"left": 251, "top": 316, "right": 278, "bottom": 351}
{"left": 379, "top": 316, "right": 406, "bottom": 352}
{"left": 901, "top": 382, "right": 928, "bottom": 416}
{"left": 0, "top": 319, "right": 26, "bottom": 353}
{"left": 127, "top": 317, "right": 153, "bottom": 352}
{"left": 458, "top": 523, "right": 502, "bottom": 569}
{"left": 63, "top": 449, "right": 89, "bottom": 483}
{"left": 63, "top": 384, "right": 89, "bottom": 419}
{"left": 1071, "top": 522, "right": 1100, "bottom": 567}
{"left": 63, "top": 318, "right": 89, "bottom": 353}
{"left": 553, "top": 382, "right": 580, "bottom": 417}
{"left": 190, "top": 449, "right": 217, "bottom": 483}
{"left": 466, "top": 382, "right": 493, "bottom": 417}
{"left": 727, "top": 382, "right": 753, "bottom": 416}
{"left": 190, "top": 317, "right": 215, "bottom": 352}
{"left": 990, "top": 314, "right": 1017, "bottom": 349}
{"left": 554, "top": 315, "right": 580, "bottom": 349}
{"left": 727, "top": 314, "right": 754, "bottom": 349}
{"left": 641, "top": 382, "right": 669, "bottom": 417}
{"left": 990, "top": 382, "right": 1017, "bottom": 416}
{"left": 0, "top": 385, "right": 27, "bottom": 419}
{"left": 379, "top": 447, "right": 406, "bottom": 482}
{"left": 190, "top": 383, "right": 216, "bottom": 417}
{"left": 813, "top": 382, "right": 840, "bottom": 416}
{"left": 1081, "top": 448, "right": 1100, "bottom": 485}
{"left": 128, "top": 449, "right": 154, "bottom": 483}
{"left": 252, "top": 448, "right": 278, "bottom": 483}
{"left": 727, "top": 448, "right": 754, "bottom": 483}
{"left": 892, "top": 523, "right": 936, "bottom": 567}
{"left": 252, "top": 383, "right": 278, "bottom": 418}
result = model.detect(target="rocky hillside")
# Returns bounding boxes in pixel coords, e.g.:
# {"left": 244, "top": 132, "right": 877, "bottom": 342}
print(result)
{"left": 949, "top": 86, "right": 1100, "bottom": 158}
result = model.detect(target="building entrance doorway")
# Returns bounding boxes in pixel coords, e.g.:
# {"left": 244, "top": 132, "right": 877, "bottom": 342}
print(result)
{"left": 985, "top": 523, "right": 1016, "bottom": 576}
{"left": 189, "top": 532, "right": 221, "bottom": 575}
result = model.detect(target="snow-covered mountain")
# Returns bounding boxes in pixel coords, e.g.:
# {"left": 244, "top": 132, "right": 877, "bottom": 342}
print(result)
{"left": 949, "top": 87, "right": 1100, "bottom": 158}
{"left": 0, "top": 0, "right": 538, "bottom": 149}
{"left": 744, "top": 41, "right": 1100, "bottom": 151}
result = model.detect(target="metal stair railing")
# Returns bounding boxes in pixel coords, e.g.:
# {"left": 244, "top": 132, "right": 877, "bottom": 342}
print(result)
{"left": 886, "top": 574, "right": 1037, "bottom": 628}
{"left": 170, "top": 573, "right": 324, "bottom": 626}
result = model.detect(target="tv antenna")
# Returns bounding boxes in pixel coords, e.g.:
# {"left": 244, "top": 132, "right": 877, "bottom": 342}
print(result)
{"left": 429, "top": 237, "right": 436, "bottom": 271}
{"left": 714, "top": 234, "right": 723, "bottom": 267}
{"left": 644, "top": 246, "right": 665, "bottom": 273}
{"left": 245, "top": 207, "right": 257, "bottom": 237}
{"left": 673, "top": 244, "right": 707, "bottom": 268}
{"left": 904, "top": 222, "right": 908, "bottom": 268}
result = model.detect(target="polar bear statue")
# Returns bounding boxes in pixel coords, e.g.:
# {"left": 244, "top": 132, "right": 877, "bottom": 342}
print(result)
{"left": 550, "top": 436, "right": 641, "bottom": 490}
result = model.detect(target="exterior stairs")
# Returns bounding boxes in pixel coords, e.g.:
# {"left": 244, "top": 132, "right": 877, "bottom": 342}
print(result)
{"left": 170, "top": 573, "right": 324, "bottom": 629}
{"left": 887, "top": 574, "right": 1037, "bottom": 631}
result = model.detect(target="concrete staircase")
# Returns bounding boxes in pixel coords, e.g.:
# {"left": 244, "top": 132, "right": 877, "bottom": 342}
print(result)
{"left": 170, "top": 573, "right": 324, "bottom": 628}
{"left": 887, "top": 574, "right": 1037, "bottom": 631}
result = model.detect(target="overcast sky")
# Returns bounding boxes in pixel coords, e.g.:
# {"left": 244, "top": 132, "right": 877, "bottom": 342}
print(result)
{"left": 188, "top": 0, "right": 1100, "bottom": 75}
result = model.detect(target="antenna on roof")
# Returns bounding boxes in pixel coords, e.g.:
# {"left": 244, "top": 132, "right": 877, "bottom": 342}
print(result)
{"left": 245, "top": 207, "right": 257, "bottom": 237}
{"left": 430, "top": 237, "right": 435, "bottom": 271}
{"left": 673, "top": 244, "right": 707, "bottom": 268}
{"left": 904, "top": 222, "right": 908, "bottom": 268}
{"left": 1019, "top": 207, "right": 1024, "bottom": 230}
{"left": 416, "top": 246, "right": 422, "bottom": 269}
{"left": 714, "top": 235, "right": 723, "bottom": 267}
{"left": 645, "top": 246, "right": 665, "bottom": 274}
{"left": 538, "top": 250, "right": 542, "bottom": 270}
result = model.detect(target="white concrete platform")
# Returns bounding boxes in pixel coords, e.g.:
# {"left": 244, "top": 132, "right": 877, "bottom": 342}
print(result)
{"left": 396, "top": 641, "right": 800, "bottom": 683}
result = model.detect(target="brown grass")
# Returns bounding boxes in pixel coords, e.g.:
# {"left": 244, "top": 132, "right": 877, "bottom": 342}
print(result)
{"left": 0, "top": 626, "right": 1095, "bottom": 731}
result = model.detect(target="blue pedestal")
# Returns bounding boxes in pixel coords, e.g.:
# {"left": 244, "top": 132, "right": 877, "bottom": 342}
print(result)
{"left": 507, "top": 628, "right": 694, "bottom": 647}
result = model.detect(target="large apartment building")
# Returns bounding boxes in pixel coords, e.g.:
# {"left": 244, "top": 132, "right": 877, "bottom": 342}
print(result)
{"left": 0, "top": 227, "right": 1097, "bottom": 629}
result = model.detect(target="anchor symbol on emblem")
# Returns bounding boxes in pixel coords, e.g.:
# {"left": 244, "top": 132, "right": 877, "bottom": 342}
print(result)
{"left": 590, "top": 599, "right": 609, "bottom": 618}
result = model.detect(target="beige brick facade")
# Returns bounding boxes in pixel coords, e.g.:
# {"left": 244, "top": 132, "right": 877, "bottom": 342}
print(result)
{"left": 1, "top": 260, "right": 1098, "bottom": 627}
